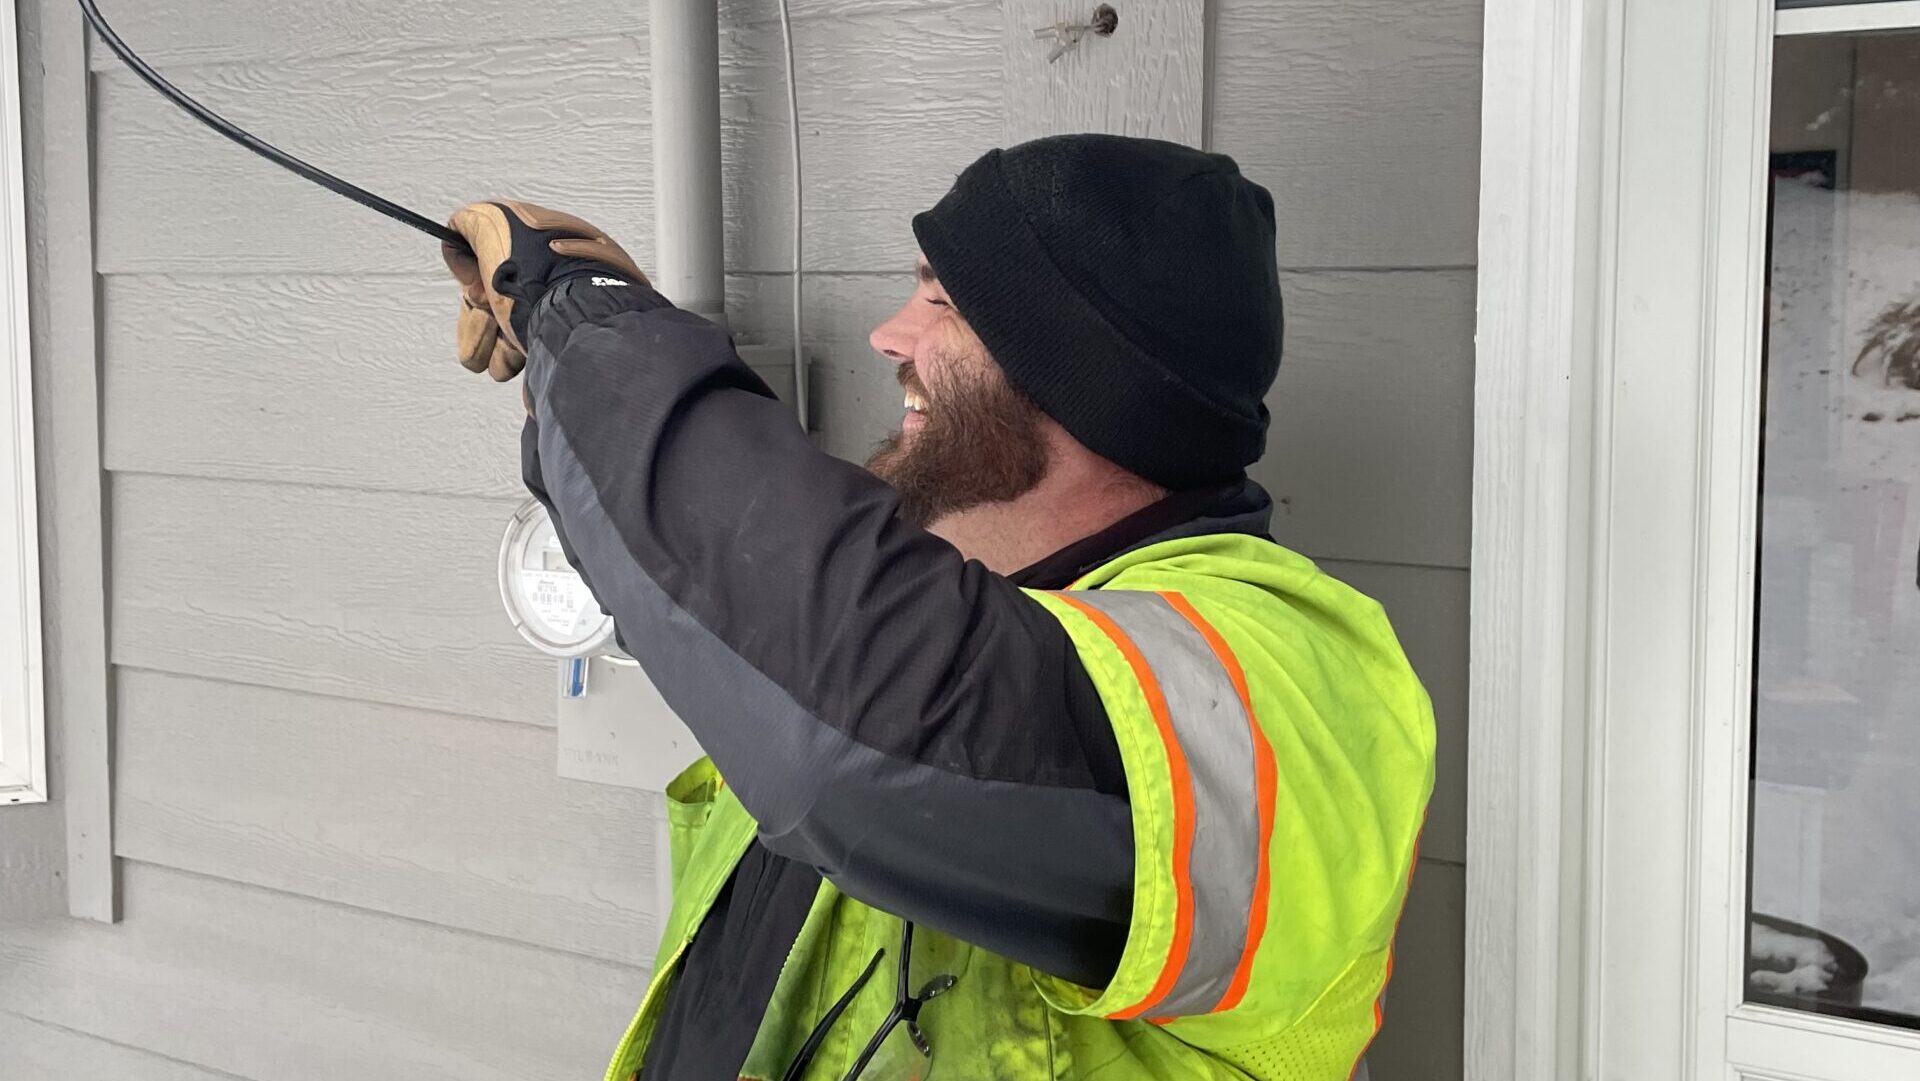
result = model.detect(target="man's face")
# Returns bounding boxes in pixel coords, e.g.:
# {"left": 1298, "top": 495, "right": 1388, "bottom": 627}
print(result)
{"left": 865, "top": 258, "right": 1051, "bottom": 527}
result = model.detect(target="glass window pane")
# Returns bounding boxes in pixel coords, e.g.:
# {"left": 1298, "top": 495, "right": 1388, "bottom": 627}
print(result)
{"left": 1750, "top": 28, "right": 1920, "bottom": 1031}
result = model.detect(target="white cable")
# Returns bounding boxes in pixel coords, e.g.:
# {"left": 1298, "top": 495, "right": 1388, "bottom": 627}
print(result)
{"left": 776, "top": 0, "right": 807, "bottom": 431}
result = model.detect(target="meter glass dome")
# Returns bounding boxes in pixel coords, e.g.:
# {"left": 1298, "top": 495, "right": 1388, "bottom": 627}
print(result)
{"left": 498, "top": 500, "right": 617, "bottom": 657}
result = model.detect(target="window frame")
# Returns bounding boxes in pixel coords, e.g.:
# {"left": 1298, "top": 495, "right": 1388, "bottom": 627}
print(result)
{"left": 1705, "top": 6, "right": 1920, "bottom": 1072}
{"left": 0, "top": 0, "right": 45, "bottom": 807}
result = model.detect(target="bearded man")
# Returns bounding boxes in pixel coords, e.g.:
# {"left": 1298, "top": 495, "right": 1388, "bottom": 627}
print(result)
{"left": 444, "top": 133, "right": 1434, "bottom": 1081}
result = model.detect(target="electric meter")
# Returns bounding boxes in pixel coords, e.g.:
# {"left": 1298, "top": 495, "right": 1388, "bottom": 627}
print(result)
{"left": 497, "top": 498, "right": 620, "bottom": 659}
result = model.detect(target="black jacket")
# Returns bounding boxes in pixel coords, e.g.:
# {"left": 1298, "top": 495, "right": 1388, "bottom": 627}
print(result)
{"left": 515, "top": 276, "right": 1275, "bottom": 1075}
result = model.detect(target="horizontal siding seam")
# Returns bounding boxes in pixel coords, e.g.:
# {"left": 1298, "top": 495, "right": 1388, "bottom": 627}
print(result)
{"left": 82, "top": 0, "right": 1002, "bottom": 77}
{"left": 1277, "top": 264, "right": 1477, "bottom": 274}
{"left": 93, "top": 269, "right": 906, "bottom": 284}
{"left": 0, "top": 1009, "right": 260, "bottom": 1081}
{"left": 89, "top": 29, "right": 651, "bottom": 80}
{"left": 1302, "top": 554, "right": 1472, "bottom": 574}
{"left": 104, "top": 662, "right": 560, "bottom": 734}
{"left": 113, "top": 857, "right": 655, "bottom": 976}
{"left": 95, "top": 267, "right": 1474, "bottom": 284}
{"left": 102, "top": 467, "right": 526, "bottom": 507}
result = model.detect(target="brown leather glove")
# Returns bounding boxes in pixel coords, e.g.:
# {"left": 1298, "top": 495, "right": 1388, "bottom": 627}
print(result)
{"left": 443, "top": 201, "right": 648, "bottom": 381}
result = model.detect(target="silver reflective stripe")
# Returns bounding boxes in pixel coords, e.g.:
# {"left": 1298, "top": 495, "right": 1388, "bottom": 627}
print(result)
{"left": 1058, "top": 590, "right": 1260, "bottom": 1016}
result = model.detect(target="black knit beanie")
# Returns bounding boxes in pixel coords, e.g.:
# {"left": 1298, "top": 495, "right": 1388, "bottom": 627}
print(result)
{"left": 912, "top": 134, "right": 1283, "bottom": 490}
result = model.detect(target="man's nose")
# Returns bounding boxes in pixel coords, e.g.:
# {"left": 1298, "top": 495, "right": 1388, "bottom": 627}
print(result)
{"left": 869, "top": 308, "right": 916, "bottom": 366}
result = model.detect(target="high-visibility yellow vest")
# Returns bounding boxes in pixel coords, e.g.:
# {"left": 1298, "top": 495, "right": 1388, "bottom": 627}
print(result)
{"left": 605, "top": 532, "right": 1435, "bottom": 1080}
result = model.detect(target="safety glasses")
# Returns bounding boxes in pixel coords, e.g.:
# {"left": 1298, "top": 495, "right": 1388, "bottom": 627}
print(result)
{"left": 779, "top": 921, "right": 958, "bottom": 1081}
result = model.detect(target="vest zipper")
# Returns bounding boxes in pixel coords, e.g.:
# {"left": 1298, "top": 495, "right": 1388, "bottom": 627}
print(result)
{"left": 603, "top": 935, "right": 695, "bottom": 1081}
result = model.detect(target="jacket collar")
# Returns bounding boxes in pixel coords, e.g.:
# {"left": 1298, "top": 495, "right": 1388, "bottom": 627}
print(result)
{"left": 1007, "top": 477, "right": 1274, "bottom": 591}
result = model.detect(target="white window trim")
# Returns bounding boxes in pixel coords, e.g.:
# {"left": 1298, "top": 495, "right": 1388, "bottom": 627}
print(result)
{"left": 1467, "top": 0, "right": 1604, "bottom": 1074}
{"left": 1473, "top": 2, "right": 1920, "bottom": 1079}
{"left": 0, "top": 0, "right": 45, "bottom": 807}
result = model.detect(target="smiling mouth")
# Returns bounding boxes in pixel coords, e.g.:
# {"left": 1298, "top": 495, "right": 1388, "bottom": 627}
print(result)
{"left": 904, "top": 390, "right": 929, "bottom": 415}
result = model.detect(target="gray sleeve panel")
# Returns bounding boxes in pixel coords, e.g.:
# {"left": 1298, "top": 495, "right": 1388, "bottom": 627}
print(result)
{"left": 518, "top": 279, "right": 1134, "bottom": 985}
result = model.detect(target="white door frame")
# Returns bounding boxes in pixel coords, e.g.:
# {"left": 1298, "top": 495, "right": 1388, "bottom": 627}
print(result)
{"left": 1470, "top": 2, "right": 1920, "bottom": 1079}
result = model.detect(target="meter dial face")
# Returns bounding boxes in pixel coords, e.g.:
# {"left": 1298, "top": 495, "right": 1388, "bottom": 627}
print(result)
{"left": 498, "top": 499, "right": 617, "bottom": 657}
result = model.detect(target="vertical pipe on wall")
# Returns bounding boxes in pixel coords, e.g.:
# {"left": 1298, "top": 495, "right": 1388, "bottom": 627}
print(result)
{"left": 650, "top": 0, "right": 725, "bottom": 321}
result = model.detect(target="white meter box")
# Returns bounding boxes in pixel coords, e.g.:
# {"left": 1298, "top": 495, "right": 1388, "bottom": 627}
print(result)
{"left": 554, "top": 656, "right": 702, "bottom": 792}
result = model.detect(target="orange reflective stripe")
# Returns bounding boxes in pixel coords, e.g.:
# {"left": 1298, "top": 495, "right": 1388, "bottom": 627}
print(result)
{"left": 1161, "top": 592, "right": 1276, "bottom": 1014}
{"left": 1051, "top": 592, "right": 1198, "bottom": 1021}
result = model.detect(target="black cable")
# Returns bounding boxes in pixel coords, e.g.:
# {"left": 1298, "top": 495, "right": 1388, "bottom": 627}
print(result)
{"left": 77, "top": 0, "right": 470, "bottom": 253}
